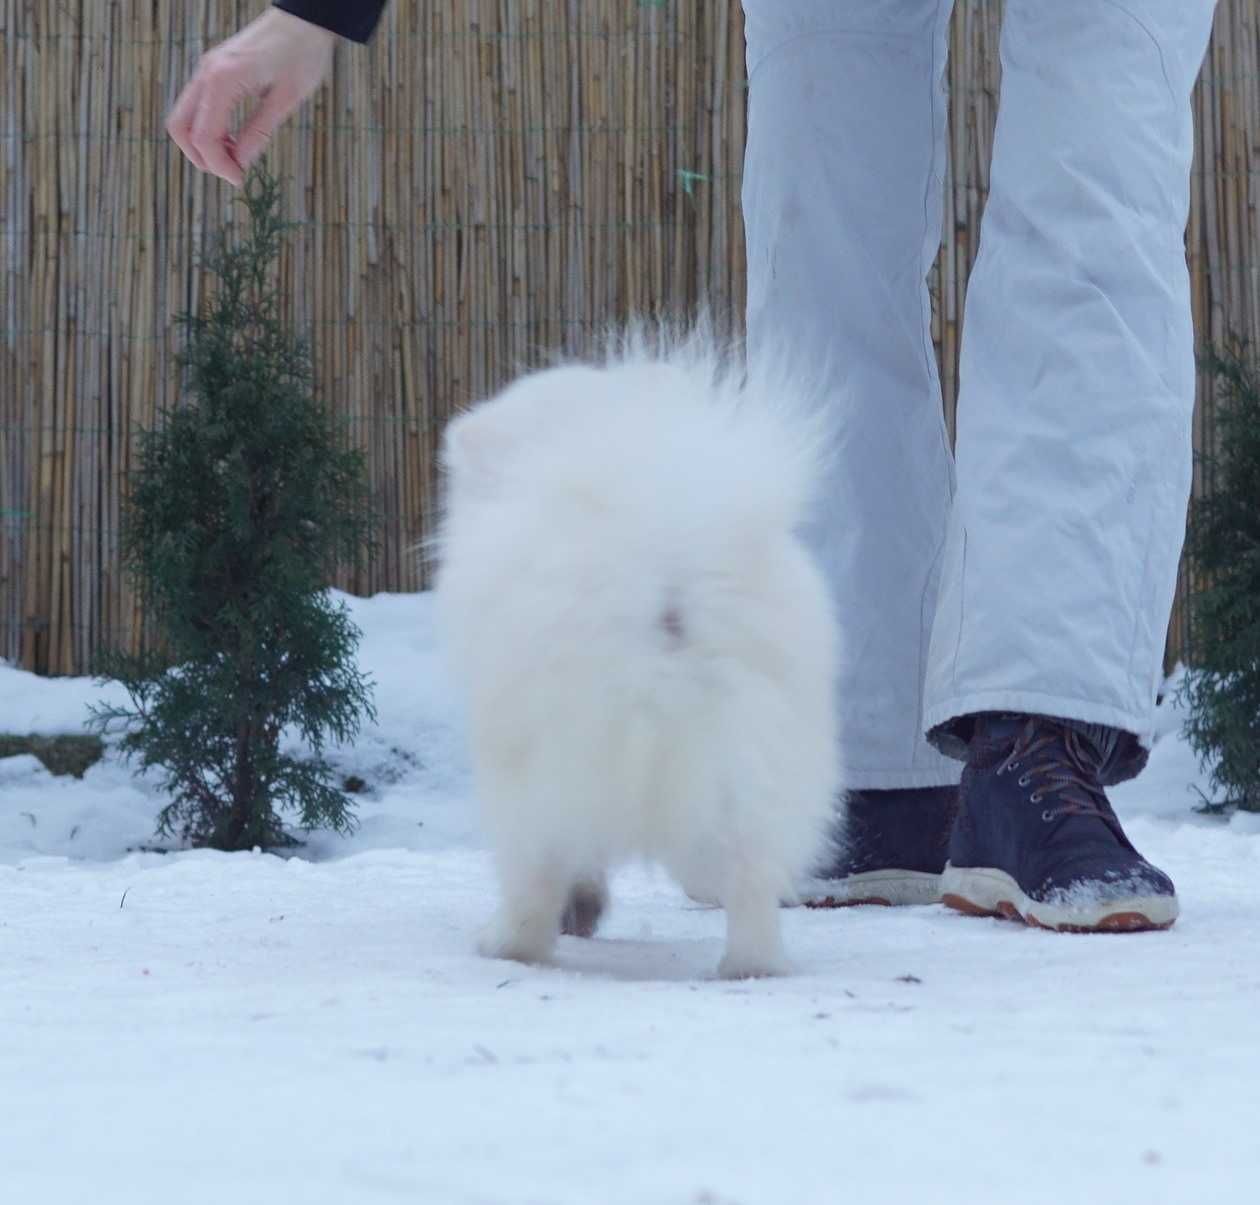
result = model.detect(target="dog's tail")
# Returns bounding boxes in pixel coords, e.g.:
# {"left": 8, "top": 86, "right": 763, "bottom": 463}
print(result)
{"left": 601, "top": 316, "right": 837, "bottom": 536}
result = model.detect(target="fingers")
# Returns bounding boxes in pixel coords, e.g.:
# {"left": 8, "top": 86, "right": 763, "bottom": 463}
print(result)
{"left": 190, "top": 69, "right": 249, "bottom": 187}
{"left": 165, "top": 77, "right": 209, "bottom": 174}
{"left": 233, "top": 85, "right": 298, "bottom": 175}
{"left": 165, "top": 66, "right": 246, "bottom": 187}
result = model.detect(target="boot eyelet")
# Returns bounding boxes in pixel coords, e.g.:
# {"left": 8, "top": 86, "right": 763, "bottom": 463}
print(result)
{"left": 1029, "top": 791, "right": 1043, "bottom": 804}
{"left": 1041, "top": 809, "right": 1054, "bottom": 822}
{"left": 1017, "top": 774, "right": 1030, "bottom": 787}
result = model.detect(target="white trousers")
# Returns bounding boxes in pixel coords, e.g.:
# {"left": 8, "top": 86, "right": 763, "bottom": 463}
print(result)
{"left": 741, "top": 0, "right": 1218, "bottom": 788}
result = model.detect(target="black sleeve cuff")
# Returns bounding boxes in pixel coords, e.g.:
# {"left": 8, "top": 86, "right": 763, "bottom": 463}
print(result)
{"left": 272, "top": 1, "right": 389, "bottom": 45}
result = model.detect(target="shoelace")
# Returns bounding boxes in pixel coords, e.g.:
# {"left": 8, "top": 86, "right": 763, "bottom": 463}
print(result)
{"left": 996, "top": 720, "right": 1118, "bottom": 827}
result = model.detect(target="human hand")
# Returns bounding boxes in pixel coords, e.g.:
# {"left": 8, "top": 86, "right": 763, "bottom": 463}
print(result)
{"left": 166, "top": 8, "right": 335, "bottom": 187}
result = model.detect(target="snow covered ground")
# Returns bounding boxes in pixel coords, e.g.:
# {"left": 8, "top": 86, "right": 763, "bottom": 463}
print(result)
{"left": 2, "top": 592, "right": 1258, "bottom": 1205}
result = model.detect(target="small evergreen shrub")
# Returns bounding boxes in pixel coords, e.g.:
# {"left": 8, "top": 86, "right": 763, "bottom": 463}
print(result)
{"left": 1182, "top": 345, "right": 1260, "bottom": 812}
{"left": 90, "top": 167, "right": 377, "bottom": 849}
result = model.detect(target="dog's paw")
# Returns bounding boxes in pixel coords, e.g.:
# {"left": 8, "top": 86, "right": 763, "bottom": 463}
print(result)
{"left": 477, "top": 923, "right": 554, "bottom": 966}
{"left": 717, "top": 950, "right": 789, "bottom": 980}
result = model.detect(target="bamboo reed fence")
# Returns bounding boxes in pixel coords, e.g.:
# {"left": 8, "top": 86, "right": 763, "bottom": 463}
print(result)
{"left": 2, "top": 1, "right": 1257, "bottom": 679}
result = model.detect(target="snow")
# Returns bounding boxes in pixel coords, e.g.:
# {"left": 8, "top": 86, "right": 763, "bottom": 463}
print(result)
{"left": 2, "top": 592, "right": 1258, "bottom": 1204}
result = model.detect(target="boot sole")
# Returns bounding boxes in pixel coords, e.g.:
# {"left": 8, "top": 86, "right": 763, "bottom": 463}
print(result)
{"left": 795, "top": 870, "right": 942, "bottom": 909}
{"left": 941, "top": 864, "right": 1178, "bottom": 933}
{"left": 685, "top": 870, "right": 941, "bottom": 910}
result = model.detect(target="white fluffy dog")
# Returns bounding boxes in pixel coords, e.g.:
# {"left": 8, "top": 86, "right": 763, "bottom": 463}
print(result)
{"left": 434, "top": 333, "right": 839, "bottom": 978}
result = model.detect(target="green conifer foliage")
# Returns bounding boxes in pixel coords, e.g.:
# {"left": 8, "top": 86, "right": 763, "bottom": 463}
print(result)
{"left": 90, "top": 167, "right": 378, "bottom": 849}
{"left": 1183, "top": 347, "right": 1260, "bottom": 812}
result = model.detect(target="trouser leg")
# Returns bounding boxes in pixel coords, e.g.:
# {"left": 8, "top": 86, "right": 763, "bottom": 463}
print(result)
{"left": 924, "top": 0, "right": 1218, "bottom": 776}
{"left": 742, "top": 0, "right": 959, "bottom": 788}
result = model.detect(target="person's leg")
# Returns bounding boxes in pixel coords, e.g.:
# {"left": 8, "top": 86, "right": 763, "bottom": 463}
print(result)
{"left": 923, "top": 0, "right": 1218, "bottom": 929}
{"left": 925, "top": 0, "right": 1218, "bottom": 758}
{"left": 742, "top": 0, "right": 959, "bottom": 792}
{"left": 741, "top": 0, "right": 962, "bottom": 906}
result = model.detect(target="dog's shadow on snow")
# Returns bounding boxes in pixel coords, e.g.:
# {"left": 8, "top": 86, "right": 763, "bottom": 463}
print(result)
{"left": 548, "top": 935, "right": 723, "bottom": 982}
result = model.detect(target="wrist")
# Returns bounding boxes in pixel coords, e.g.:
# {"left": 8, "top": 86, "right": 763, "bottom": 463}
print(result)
{"left": 264, "top": 6, "right": 338, "bottom": 46}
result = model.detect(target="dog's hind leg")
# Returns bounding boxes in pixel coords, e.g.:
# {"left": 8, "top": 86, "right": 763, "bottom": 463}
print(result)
{"left": 717, "top": 865, "right": 789, "bottom": 979}
{"left": 478, "top": 848, "right": 571, "bottom": 965}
